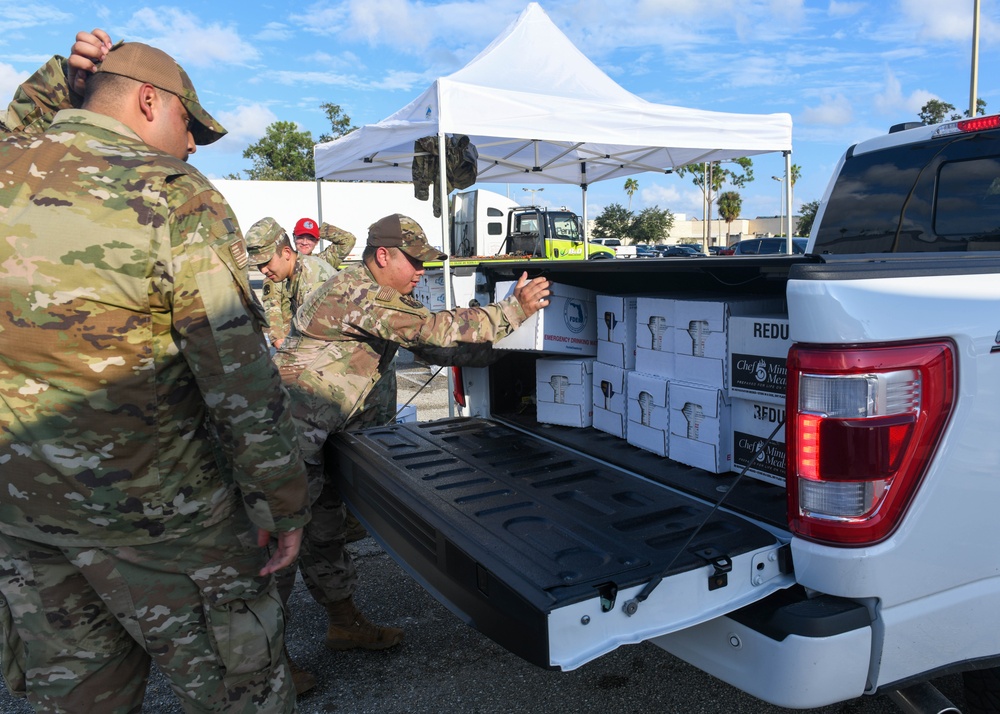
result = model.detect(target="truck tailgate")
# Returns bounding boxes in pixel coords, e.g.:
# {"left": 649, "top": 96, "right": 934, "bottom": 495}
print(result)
{"left": 331, "top": 417, "right": 793, "bottom": 670}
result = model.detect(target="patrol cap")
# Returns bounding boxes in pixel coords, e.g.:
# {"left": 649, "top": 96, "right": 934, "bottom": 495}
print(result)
{"left": 94, "top": 41, "right": 226, "bottom": 146}
{"left": 245, "top": 217, "right": 288, "bottom": 264}
{"left": 293, "top": 218, "right": 319, "bottom": 240}
{"left": 367, "top": 214, "right": 446, "bottom": 262}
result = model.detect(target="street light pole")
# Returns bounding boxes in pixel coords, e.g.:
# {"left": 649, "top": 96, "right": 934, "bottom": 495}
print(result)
{"left": 522, "top": 187, "right": 544, "bottom": 206}
{"left": 771, "top": 175, "right": 783, "bottom": 237}
{"left": 971, "top": 0, "right": 981, "bottom": 117}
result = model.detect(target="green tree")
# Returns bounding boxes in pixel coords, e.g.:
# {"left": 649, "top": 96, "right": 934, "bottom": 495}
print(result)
{"left": 318, "top": 102, "right": 356, "bottom": 143}
{"left": 716, "top": 191, "right": 742, "bottom": 241}
{"left": 919, "top": 98, "right": 987, "bottom": 124}
{"left": 675, "top": 158, "right": 753, "bottom": 243}
{"left": 593, "top": 203, "right": 634, "bottom": 240}
{"left": 797, "top": 199, "right": 820, "bottom": 237}
{"left": 236, "top": 120, "right": 315, "bottom": 181}
{"left": 631, "top": 206, "right": 674, "bottom": 244}
{"left": 623, "top": 178, "right": 639, "bottom": 211}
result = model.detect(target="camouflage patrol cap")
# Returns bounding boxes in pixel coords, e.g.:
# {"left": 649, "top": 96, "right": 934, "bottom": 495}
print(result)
{"left": 245, "top": 217, "right": 288, "bottom": 264}
{"left": 368, "top": 214, "right": 446, "bottom": 262}
{"left": 94, "top": 41, "right": 226, "bottom": 146}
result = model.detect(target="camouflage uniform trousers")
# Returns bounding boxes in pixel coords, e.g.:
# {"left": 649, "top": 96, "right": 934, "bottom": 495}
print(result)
{"left": 0, "top": 513, "right": 296, "bottom": 714}
{"left": 274, "top": 428, "right": 354, "bottom": 610}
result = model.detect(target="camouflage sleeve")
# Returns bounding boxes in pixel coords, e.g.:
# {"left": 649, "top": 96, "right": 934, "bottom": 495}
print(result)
{"left": 261, "top": 279, "right": 289, "bottom": 345}
{"left": 317, "top": 224, "right": 356, "bottom": 269}
{"left": 310, "top": 284, "right": 528, "bottom": 362}
{"left": 1, "top": 55, "right": 79, "bottom": 134}
{"left": 169, "top": 179, "right": 308, "bottom": 533}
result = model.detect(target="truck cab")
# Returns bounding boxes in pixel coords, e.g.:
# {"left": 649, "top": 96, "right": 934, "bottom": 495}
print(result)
{"left": 506, "top": 206, "right": 614, "bottom": 259}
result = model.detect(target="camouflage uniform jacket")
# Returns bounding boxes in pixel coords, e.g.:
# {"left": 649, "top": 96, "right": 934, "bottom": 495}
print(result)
{"left": 273, "top": 262, "right": 527, "bottom": 442}
{"left": 317, "top": 225, "right": 356, "bottom": 270}
{"left": 0, "top": 59, "right": 309, "bottom": 546}
{"left": 261, "top": 254, "right": 337, "bottom": 345}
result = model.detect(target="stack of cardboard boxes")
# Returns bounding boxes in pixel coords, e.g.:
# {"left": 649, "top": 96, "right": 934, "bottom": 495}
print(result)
{"left": 501, "top": 281, "right": 793, "bottom": 486}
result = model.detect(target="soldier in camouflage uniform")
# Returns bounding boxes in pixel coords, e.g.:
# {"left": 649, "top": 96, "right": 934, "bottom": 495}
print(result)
{"left": 273, "top": 213, "right": 550, "bottom": 653}
{"left": 248, "top": 217, "right": 337, "bottom": 350}
{"left": 262, "top": 217, "right": 356, "bottom": 348}
{"left": 0, "top": 31, "right": 308, "bottom": 714}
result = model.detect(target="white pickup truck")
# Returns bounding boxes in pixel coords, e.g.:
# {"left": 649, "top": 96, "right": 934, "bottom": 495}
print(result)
{"left": 331, "top": 115, "right": 1000, "bottom": 713}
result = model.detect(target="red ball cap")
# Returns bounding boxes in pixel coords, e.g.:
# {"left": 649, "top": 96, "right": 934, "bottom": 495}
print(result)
{"left": 293, "top": 218, "right": 319, "bottom": 239}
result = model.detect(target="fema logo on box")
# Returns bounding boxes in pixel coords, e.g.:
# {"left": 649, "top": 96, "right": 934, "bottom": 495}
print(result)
{"left": 731, "top": 353, "right": 787, "bottom": 397}
{"left": 563, "top": 298, "right": 589, "bottom": 334}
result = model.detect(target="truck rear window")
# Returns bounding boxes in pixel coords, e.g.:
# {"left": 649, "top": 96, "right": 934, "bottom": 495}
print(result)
{"left": 813, "top": 130, "right": 1000, "bottom": 253}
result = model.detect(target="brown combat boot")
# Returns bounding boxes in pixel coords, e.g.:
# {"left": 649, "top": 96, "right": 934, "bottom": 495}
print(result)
{"left": 324, "top": 597, "right": 404, "bottom": 651}
{"left": 344, "top": 511, "right": 368, "bottom": 543}
{"left": 283, "top": 645, "right": 317, "bottom": 696}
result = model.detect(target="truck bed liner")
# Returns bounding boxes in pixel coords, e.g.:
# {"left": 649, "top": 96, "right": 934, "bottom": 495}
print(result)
{"left": 331, "top": 417, "right": 788, "bottom": 669}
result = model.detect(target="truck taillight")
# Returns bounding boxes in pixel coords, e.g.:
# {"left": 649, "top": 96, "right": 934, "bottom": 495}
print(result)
{"left": 786, "top": 341, "right": 955, "bottom": 545}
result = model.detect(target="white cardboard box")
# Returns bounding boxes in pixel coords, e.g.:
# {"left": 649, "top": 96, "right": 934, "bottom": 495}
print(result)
{"left": 535, "top": 358, "right": 595, "bottom": 427}
{"left": 495, "top": 281, "right": 598, "bottom": 355}
{"left": 635, "top": 296, "right": 676, "bottom": 377}
{"left": 597, "top": 295, "right": 638, "bottom": 369}
{"left": 396, "top": 403, "right": 418, "bottom": 423}
{"left": 626, "top": 371, "right": 669, "bottom": 457}
{"left": 668, "top": 382, "right": 732, "bottom": 474}
{"left": 728, "top": 314, "right": 792, "bottom": 405}
{"left": 670, "top": 297, "right": 785, "bottom": 390}
{"left": 592, "top": 362, "right": 628, "bottom": 438}
{"left": 731, "top": 398, "right": 787, "bottom": 486}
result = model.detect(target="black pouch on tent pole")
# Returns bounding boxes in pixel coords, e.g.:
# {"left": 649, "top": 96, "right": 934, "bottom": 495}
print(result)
{"left": 412, "top": 135, "right": 480, "bottom": 217}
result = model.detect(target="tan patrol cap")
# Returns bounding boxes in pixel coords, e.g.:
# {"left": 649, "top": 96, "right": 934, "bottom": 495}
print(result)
{"left": 367, "top": 214, "right": 446, "bottom": 262}
{"left": 94, "top": 41, "right": 226, "bottom": 146}
{"left": 245, "top": 217, "right": 287, "bottom": 264}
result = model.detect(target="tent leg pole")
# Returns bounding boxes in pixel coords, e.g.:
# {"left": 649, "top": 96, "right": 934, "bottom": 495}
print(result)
{"left": 437, "top": 132, "right": 456, "bottom": 419}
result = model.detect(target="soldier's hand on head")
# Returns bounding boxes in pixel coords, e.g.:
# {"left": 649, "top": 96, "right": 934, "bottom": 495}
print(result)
{"left": 68, "top": 29, "right": 113, "bottom": 97}
{"left": 512, "top": 271, "right": 551, "bottom": 319}
{"left": 257, "top": 527, "right": 304, "bottom": 576}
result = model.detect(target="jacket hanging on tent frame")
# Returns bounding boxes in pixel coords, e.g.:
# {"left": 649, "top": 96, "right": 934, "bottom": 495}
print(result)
{"left": 412, "top": 135, "right": 479, "bottom": 217}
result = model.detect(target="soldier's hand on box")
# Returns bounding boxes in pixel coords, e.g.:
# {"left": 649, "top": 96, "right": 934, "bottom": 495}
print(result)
{"left": 68, "top": 29, "right": 112, "bottom": 97}
{"left": 257, "top": 527, "right": 304, "bottom": 576}
{"left": 513, "top": 271, "right": 550, "bottom": 319}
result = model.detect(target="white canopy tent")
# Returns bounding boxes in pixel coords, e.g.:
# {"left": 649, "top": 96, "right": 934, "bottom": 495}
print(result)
{"left": 314, "top": 2, "right": 793, "bottom": 246}
{"left": 314, "top": 3, "right": 792, "bottom": 416}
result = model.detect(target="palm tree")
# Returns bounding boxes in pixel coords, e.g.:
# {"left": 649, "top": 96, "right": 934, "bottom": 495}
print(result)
{"left": 624, "top": 178, "right": 639, "bottom": 211}
{"left": 717, "top": 191, "right": 742, "bottom": 245}
{"left": 790, "top": 164, "right": 802, "bottom": 234}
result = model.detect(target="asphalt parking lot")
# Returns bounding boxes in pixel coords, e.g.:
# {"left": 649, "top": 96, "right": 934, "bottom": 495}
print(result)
{"left": 0, "top": 353, "right": 969, "bottom": 713}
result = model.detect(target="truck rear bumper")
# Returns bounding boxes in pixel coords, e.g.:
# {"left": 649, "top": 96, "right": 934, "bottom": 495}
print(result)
{"left": 653, "top": 588, "right": 873, "bottom": 709}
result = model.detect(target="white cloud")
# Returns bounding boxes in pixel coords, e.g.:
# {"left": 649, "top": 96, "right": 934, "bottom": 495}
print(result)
{"left": 800, "top": 94, "right": 854, "bottom": 126}
{"left": 213, "top": 103, "right": 279, "bottom": 147}
{"left": 262, "top": 69, "right": 369, "bottom": 89}
{"left": 641, "top": 182, "right": 705, "bottom": 218}
{"left": 0, "top": 63, "right": 29, "bottom": 104}
{"left": 828, "top": 0, "right": 864, "bottom": 18}
{"left": 874, "top": 70, "right": 936, "bottom": 116}
{"left": 254, "top": 22, "right": 294, "bottom": 42}
{"left": 119, "top": 8, "right": 260, "bottom": 67}
{"left": 895, "top": 0, "right": 1000, "bottom": 43}
{"left": 0, "top": 3, "right": 72, "bottom": 32}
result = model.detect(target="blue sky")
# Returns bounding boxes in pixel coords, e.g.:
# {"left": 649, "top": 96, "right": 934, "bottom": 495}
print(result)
{"left": 2, "top": 0, "right": 996, "bottom": 224}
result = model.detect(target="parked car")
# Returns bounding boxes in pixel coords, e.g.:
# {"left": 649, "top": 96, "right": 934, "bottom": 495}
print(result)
{"left": 657, "top": 245, "right": 705, "bottom": 257}
{"left": 589, "top": 237, "right": 622, "bottom": 248}
{"left": 731, "top": 237, "right": 807, "bottom": 255}
{"left": 634, "top": 244, "right": 659, "bottom": 258}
